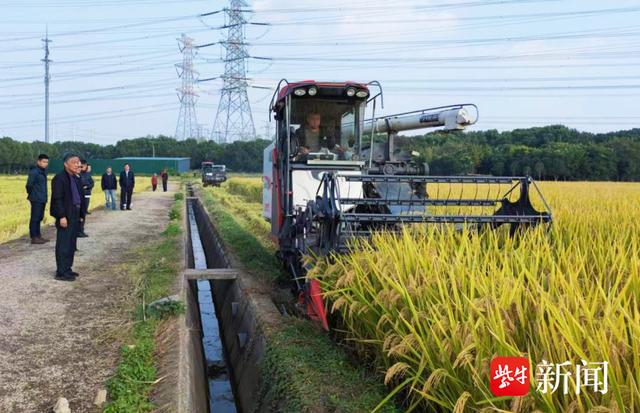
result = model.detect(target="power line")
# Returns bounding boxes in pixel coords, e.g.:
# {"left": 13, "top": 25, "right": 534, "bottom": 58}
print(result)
{"left": 249, "top": 0, "right": 560, "bottom": 14}
{"left": 0, "top": 103, "right": 178, "bottom": 129}
{"left": 262, "top": 5, "right": 640, "bottom": 26}
{"left": 2, "top": 14, "right": 199, "bottom": 42}
{"left": 1, "top": 0, "right": 210, "bottom": 8}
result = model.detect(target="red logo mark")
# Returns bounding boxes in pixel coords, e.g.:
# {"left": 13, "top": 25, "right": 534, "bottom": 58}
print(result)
{"left": 490, "top": 356, "right": 530, "bottom": 396}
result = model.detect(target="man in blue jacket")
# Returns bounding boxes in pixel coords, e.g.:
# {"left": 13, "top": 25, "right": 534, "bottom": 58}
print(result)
{"left": 119, "top": 163, "right": 135, "bottom": 210}
{"left": 25, "top": 154, "right": 49, "bottom": 245}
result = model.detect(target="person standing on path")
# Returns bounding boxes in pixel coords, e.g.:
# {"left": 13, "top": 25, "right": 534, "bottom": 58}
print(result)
{"left": 25, "top": 154, "right": 49, "bottom": 245}
{"left": 160, "top": 169, "right": 168, "bottom": 192}
{"left": 78, "top": 160, "right": 94, "bottom": 237}
{"left": 101, "top": 167, "right": 117, "bottom": 210}
{"left": 119, "top": 163, "right": 135, "bottom": 210}
{"left": 50, "top": 153, "right": 86, "bottom": 281}
{"left": 151, "top": 173, "right": 158, "bottom": 191}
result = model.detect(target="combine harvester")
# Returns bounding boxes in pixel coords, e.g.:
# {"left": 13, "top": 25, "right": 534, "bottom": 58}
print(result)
{"left": 262, "top": 80, "right": 552, "bottom": 329}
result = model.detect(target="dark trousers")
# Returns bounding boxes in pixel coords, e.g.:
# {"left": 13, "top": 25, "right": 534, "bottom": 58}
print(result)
{"left": 152, "top": 184, "right": 157, "bottom": 191}
{"left": 162, "top": 180, "right": 167, "bottom": 192}
{"left": 29, "top": 201, "right": 45, "bottom": 238}
{"left": 80, "top": 195, "right": 90, "bottom": 233}
{"left": 55, "top": 207, "right": 80, "bottom": 276}
{"left": 121, "top": 188, "right": 133, "bottom": 209}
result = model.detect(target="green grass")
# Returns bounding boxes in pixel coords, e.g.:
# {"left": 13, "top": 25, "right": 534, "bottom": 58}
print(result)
{"left": 259, "top": 319, "right": 401, "bottom": 413}
{"left": 104, "top": 322, "right": 156, "bottom": 413}
{"left": 103, "top": 197, "right": 182, "bottom": 412}
{"left": 200, "top": 186, "right": 285, "bottom": 282}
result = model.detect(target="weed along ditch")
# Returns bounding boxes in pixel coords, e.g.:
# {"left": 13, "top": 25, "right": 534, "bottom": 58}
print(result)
{"left": 175, "top": 183, "right": 398, "bottom": 413}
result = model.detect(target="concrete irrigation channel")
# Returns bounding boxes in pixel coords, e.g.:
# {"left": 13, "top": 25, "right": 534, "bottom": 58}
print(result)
{"left": 174, "top": 184, "right": 283, "bottom": 413}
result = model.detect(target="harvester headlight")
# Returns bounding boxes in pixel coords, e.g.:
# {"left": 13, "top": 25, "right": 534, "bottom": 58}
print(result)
{"left": 294, "top": 88, "right": 307, "bottom": 96}
{"left": 355, "top": 90, "right": 368, "bottom": 98}
{"left": 346, "top": 87, "right": 356, "bottom": 97}
{"left": 308, "top": 87, "right": 318, "bottom": 96}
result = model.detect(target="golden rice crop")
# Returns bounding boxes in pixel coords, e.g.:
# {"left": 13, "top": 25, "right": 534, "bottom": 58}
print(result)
{"left": 226, "top": 176, "right": 263, "bottom": 204}
{"left": 0, "top": 175, "right": 53, "bottom": 242}
{"left": 310, "top": 181, "right": 640, "bottom": 412}
{"left": 202, "top": 178, "right": 272, "bottom": 246}
{"left": 0, "top": 174, "right": 152, "bottom": 243}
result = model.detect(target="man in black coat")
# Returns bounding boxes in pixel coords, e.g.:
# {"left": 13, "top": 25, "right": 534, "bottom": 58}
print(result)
{"left": 78, "top": 160, "right": 94, "bottom": 237}
{"left": 50, "top": 153, "right": 86, "bottom": 281}
{"left": 119, "top": 163, "right": 135, "bottom": 210}
{"left": 25, "top": 153, "right": 49, "bottom": 244}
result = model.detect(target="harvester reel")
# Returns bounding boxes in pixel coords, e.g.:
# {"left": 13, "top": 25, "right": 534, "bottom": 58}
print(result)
{"left": 309, "top": 172, "right": 552, "bottom": 255}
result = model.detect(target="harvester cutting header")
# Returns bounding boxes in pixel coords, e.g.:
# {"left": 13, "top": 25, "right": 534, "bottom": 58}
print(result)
{"left": 262, "top": 80, "right": 552, "bottom": 329}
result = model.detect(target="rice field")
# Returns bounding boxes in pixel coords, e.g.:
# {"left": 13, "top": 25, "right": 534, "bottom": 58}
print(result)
{"left": 0, "top": 174, "right": 151, "bottom": 243}
{"left": 215, "top": 177, "right": 640, "bottom": 412}
{"left": 311, "top": 181, "right": 640, "bottom": 412}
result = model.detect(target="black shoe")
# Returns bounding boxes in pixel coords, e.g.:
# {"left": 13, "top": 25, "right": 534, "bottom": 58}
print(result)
{"left": 77, "top": 232, "right": 88, "bottom": 238}
{"left": 126, "top": 207, "right": 132, "bottom": 210}
{"left": 86, "top": 211, "right": 92, "bottom": 215}
{"left": 55, "top": 272, "right": 76, "bottom": 282}
{"left": 70, "top": 271, "right": 79, "bottom": 277}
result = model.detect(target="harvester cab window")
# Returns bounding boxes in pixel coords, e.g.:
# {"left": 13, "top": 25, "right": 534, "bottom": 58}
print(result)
{"left": 288, "top": 99, "right": 363, "bottom": 162}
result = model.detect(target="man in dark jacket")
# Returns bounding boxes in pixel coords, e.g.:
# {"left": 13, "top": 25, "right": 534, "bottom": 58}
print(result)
{"left": 50, "top": 153, "right": 86, "bottom": 281}
{"left": 119, "top": 163, "right": 135, "bottom": 210}
{"left": 160, "top": 169, "right": 169, "bottom": 192}
{"left": 101, "top": 166, "right": 117, "bottom": 210}
{"left": 78, "top": 160, "right": 94, "bottom": 237}
{"left": 25, "top": 154, "right": 49, "bottom": 244}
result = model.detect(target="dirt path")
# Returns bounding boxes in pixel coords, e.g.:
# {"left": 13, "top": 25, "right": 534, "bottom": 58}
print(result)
{"left": 0, "top": 186, "right": 175, "bottom": 412}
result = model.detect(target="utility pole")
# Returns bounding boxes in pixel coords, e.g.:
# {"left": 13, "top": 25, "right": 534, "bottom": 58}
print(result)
{"left": 211, "top": 0, "right": 256, "bottom": 143}
{"left": 175, "top": 34, "right": 200, "bottom": 141}
{"left": 42, "top": 28, "right": 52, "bottom": 144}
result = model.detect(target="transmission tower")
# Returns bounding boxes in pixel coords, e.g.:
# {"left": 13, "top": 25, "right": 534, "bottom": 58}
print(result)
{"left": 211, "top": 0, "right": 256, "bottom": 143}
{"left": 175, "top": 34, "right": 200, "bottom": 141}
{"left": 42, "top": 29, "right": 52, "bottom": 144}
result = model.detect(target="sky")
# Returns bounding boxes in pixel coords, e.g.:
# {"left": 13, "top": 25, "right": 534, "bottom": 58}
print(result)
{"left": 0, "top": 0, "right": 639, "bottom": 144}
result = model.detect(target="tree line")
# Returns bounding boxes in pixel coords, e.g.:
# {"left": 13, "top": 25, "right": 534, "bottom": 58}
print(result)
{"left": 404, "top": 125, "right": 640, "bottom": 181}
{"left": 2, "top": 125, "right": 639, "bottom": 180}
{"left": 0, "top": 135, "right": 269, "bottom": 174}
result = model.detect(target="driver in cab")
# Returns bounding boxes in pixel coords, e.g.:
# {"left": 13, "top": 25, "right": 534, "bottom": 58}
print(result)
{"left": 294, "top": 111, "right": 344, "bottom": 160}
